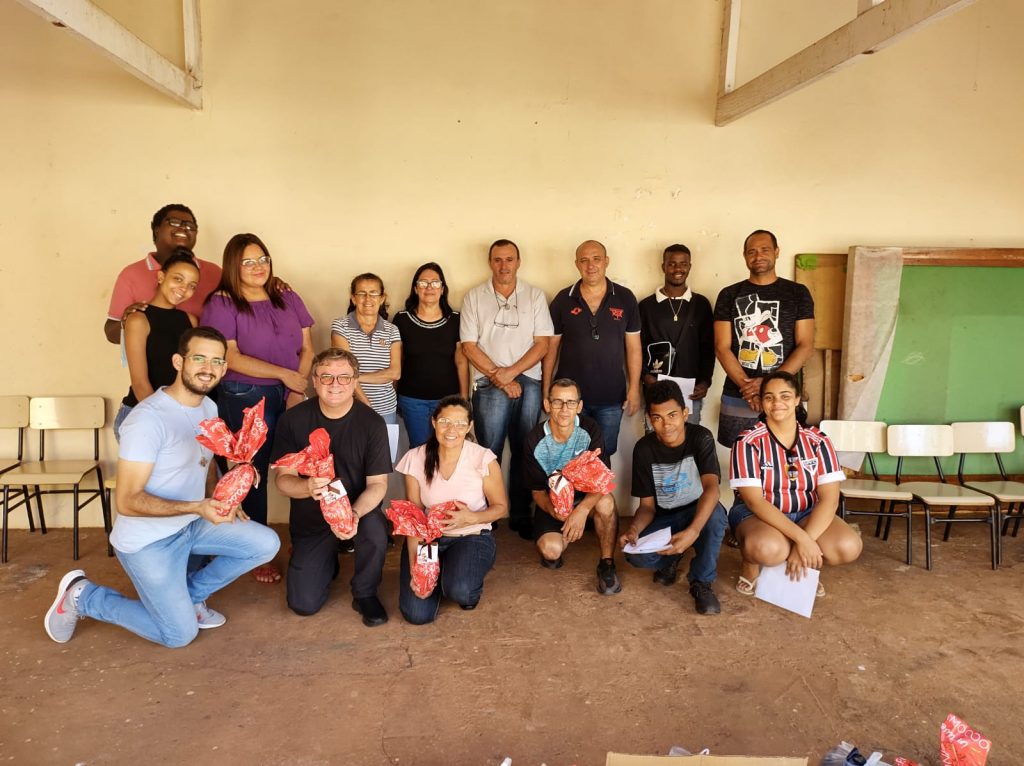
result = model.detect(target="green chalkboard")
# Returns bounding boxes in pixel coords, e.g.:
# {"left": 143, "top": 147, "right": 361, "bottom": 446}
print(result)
{"left": 874, "top": 266, "right": 1024, "bottom": 474}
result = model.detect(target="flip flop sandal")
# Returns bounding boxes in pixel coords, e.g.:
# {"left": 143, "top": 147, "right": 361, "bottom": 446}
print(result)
{"left": 735, "top": 575, "right": 758, "bottom": 596}
{"left": 816, "top": 581, "right": 825, "bottom": 598}
{"left": 252, "top": 564, "right": 282, "bottom": 584}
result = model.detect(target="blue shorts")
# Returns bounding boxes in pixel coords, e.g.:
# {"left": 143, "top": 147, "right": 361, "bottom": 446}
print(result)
{"left": 728, "top": 501, "right": 812, "bottom": 531}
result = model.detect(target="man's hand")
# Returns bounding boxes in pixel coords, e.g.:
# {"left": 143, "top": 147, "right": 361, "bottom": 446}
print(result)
{"left": 690, "top": 381, "right": 710, "bottom": 400}
{"left": 195, "top": 498, "right": 235, "bottom": 523}
{"left": 624, "top": 388, "right": 641, "bottom": 417}
{"left": 120, "top": 302, "right": 149, "bottom": 323}
{"left": 786, "top": 534, "right": 823, "bottom": 580}
{"left": 618, "top": 525, "right": 641, "bottom": 549}
{"left": 561, "top": 506, "right": 588, "bottom": 544}
{"left": 307, "top": 476, "right": 331, "bottom": 501}
{"left": 500, "top": 380, "right": 522, "bottom": 399}
{"left": 492, "top": 366, "right": 517, "bottom": 386}
{"left": 658, "top": 526, "right": 698, "bottom": 556}
{"left": 739, "top": 377, "right": 760, "bottom": 398}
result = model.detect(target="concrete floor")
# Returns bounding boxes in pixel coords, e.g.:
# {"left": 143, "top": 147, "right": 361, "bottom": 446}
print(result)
{"left": 1, "top": 516, "right": 1021, "bottom": 765}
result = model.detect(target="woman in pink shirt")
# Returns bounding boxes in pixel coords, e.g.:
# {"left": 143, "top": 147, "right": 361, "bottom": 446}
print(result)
{"left": 394, "top": 396, "right": 508, "bottom": 624}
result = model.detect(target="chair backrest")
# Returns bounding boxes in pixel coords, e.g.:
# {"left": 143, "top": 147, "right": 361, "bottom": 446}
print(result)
{"left": 951, "top": 422, "right": 1016, "bottom": 454}
{"left": 30, "top": 397, "right": 105, "bottom": 430}
{"left": 820, "top": 420, "right": 886, "bottom": 453}
{"left": 887, "top": 424, "right": 954, "bottom": 458}
{"left": 0, "top": 396, "right": 30, "bottom": 429}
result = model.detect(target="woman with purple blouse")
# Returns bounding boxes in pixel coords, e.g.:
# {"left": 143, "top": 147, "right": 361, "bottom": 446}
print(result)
{"left": 201, "top": 233, "right": 314, "bottom": 583}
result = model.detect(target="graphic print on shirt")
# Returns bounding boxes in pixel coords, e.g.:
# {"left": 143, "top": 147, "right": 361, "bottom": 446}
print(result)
{"left": 652, "top": 457, "right": 702, "bottom": 509}
{"left": 733, "top": 293, "right": 784, "bottom": 372}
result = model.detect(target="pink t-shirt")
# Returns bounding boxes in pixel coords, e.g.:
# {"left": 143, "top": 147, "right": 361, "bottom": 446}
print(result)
{"left": 395, "top": 441, "right": 498, "bottom": 536}
{"left": 107, "top": 253, "right": 222, "bottom": 321}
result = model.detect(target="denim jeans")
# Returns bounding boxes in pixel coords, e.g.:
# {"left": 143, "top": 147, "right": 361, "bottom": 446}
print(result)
{"left": 472, "top": 376, "right": 541, "bottom": 527}
{"left": 77, "top": 517, "right": 280, "bottom": 647}
{"left": 581, "top": 403, "right": 624, "bottom": 457}
{"left": 399, "top": 532, "right": 497, "bottom": 625}
{"left": 217, "top": 380, "right": 287, "bottom": 526}
{"left": 623, "top": 501, "right": 727, "bottom": 584}
{"left": 398, "top": 395, "right": 441, "bottom": 449}
{"left": 113, "top": 403, "right": 133, "bottom": 443}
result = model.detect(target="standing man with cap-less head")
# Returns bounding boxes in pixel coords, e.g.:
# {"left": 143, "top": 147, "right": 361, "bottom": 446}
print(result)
{"left": 543, "top": 240, "right": 642, "bottom": 457}
{"left": 638, "top": 244, "right": 715, "bottom": 424}
{"left": 713, "top": 230, "right": 815, "bottom": 447}
{"left": 460, "top": 239, "right": 553, "bottom": 540}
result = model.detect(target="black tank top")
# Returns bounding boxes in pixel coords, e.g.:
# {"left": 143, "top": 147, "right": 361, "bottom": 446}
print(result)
{"left": 123, "top": 306, "right": 193, "bottom": 407}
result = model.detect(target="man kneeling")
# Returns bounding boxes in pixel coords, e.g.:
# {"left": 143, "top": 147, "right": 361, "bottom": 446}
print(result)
{"left": 619, "top": 380, "right": 727, "bottom": 614}
{"left": 44, "top": 327, "right": 280, "bottom": 647}
{"left": 524, "top": 378, "right": 621, "bottom": 595}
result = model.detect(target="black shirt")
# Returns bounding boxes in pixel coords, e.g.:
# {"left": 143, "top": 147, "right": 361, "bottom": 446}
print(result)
{"left": 638, "top": 288, "right": 715, "bottom": 384}
{"left": 392, "top": 310, "right": 462, "bottom": 400}
{"left": 123, "top": 305, "right": 194, "bottom": 407}
{"left": 631, "top": 424, "right": 720, "bottom": 517}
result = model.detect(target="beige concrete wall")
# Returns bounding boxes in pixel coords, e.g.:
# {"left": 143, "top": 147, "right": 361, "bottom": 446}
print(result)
{"left": 2, "top": 0, "right": 1022, "bottom": 528}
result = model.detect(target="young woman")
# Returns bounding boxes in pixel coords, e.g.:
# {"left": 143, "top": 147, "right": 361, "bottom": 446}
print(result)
{"left": 392, "top": 263, "right": 469, "bottom": 447}
{"left": 729, "top": 370, "right": 862, "bottom": 596}
{"left": 393, "top": 396, "right": 508, "bottom": 624}
{"left": 330, "top": 273, "right": 402, "bottom": 424}
{"left": 114, "top": 249, "right": 201, "bottom": 440}
{"left": 201, "top": 233, "right": 314, "bottom": 583}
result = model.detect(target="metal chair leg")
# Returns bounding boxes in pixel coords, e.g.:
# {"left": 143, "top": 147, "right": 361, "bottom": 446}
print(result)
{"left": 904, "top": 501, "right": 913, "bottom": 566}
{"left": 992, "top": 504, "right": 1001, "bottom": 570}
{"left": 874, "top": 501, "right": 885, "bottom": 537}
{"left": 34, "top": 486, "right": 47, "bottom": 534}
{"left": 72, "top": 484, "right": 80, "bottom": 561}
{"left": 883, "top": 501, "right": 895, "bottom": 541}
{"left": 942, "top": 506, "right": 958, "bottom": 542}
{"left": 22, "top": 486, "right": 35, "bottom": 532}
{"left": 924, "top": 503, "right": 934, "bottom": 571}
{"left": 2, "top": 485, "right": 9, "bottom": 564}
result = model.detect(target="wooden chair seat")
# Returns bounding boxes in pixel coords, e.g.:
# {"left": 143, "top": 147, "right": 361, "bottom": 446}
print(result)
{"left": 963, "top": 480, "right": 1024, "bottom": 503}
{"left": 840, "top": 479, "right": 913, "bottom": 501}
{"left": 898, "top": 481, "right": 995, "bottom": 506}
{"left": 0, "top": 460, "right": 100, "bottom": 486}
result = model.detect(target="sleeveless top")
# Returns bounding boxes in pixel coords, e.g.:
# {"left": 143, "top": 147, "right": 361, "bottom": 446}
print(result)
{"left": 123, "top": 305, "right": 193, "bottom": 407}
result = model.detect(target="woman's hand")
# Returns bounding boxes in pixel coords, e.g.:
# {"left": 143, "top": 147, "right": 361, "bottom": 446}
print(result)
{"left": 281, "top": 369, "right": 308, "bottom": 395}
{"left": 440, "top": 501, "right": 478, "bottom": 531}
{"left": 786, "top": 534, "right": 823, "bottom": 580}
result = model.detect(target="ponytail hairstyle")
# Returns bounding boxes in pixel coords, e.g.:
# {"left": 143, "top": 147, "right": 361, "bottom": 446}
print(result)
{"left": 161, "top": 246, "right": 199, "bottom": 273}
{"left": 758, "top": 370, "right": 808, "bottom": 426}
{"left": 423, "top": 395, "right": 474, "bottom": 485}
{"left": 346, "top": 273, "right": 389, "bottom": 318}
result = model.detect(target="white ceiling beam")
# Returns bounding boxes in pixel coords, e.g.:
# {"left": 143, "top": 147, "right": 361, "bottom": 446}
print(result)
{"left": 718, "top": 0, "right": 742, "bottom": 96}
{"left": 715, "top": 0, "right": 977, "bottom": 126}
{"left": 15, "top": 0, "right": 202, "bottom": 109}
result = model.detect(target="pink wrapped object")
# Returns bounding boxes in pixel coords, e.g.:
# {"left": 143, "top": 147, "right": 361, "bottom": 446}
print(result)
{"left": 385, "top": 500, "right": 455, "bottom": 596}
{"left": 271, "top": 427, "right": 356, "bottom": 538}
{"left": 894, "top": 758, "right": 921, "bottom": 766}
{"left": 195, "top": 398, "right": 268, "bottom": 516}
{"left": 547, "top": 449, "right": 616, "bottom": 519}
{"left": 940, "top": 714, "right": 990, "bottom": 766}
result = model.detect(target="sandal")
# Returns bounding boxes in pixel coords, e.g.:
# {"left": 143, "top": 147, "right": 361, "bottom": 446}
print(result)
{"left": 252, "top": 564, "right": 282, "bottom": 584}
{"left": 816, "top": 580, "right": 825, "bottom": 598}
{"left": 735, "top": 575, "right": 758, "bottom": 596}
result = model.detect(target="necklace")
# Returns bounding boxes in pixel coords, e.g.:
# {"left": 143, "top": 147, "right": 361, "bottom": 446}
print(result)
{"left": 171, "top": 396, "right": 210, "bottom": 468}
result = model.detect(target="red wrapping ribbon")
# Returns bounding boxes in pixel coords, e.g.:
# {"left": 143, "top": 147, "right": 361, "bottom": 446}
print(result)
{"left": 195, "top": 398, "right": 268, "bottom": 516}
{"left": 385, "top": 500, "right": 456, "bottom": 597}
{"left": 940, "top": 714, "right": 990, "bottom": 766}
{"left": 547, "top": 449, "right": 616, "bottom": 519}
{"left": 271, "top": 427, "right": 357, "bottom": 538}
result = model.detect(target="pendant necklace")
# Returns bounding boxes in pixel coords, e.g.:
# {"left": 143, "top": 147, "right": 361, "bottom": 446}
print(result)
{"left": 173, "top": 398, "right": 210, "bottom": 468}
{"left": 668, "top": 297, "right": 684, "bottom": 322}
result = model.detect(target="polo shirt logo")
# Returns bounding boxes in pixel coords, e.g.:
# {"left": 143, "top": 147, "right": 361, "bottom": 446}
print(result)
{"left": 609, "top": 308, "right": 624, "bottom": 320}
{"left": 801, "top": 458, "right": 818, "bottom": 472}
{"left": 570, "top": 307, "right": 582, "bottom": 316}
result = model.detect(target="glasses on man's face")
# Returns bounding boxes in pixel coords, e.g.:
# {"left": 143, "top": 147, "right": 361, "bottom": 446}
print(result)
{"left": 415, "top": 279, "right": 443, "bottom": 290}
{"left": 354, "top": 291, "right": 382, "bottom": 300}
{"left": 164, "top": 217, "right": 198, "bottom": 233}
{"left": 548, "top": 398, "right": 579, "bottom": 410}
{"left": 436, "top": 417, "right": 470, "bottom": 431}
{"left": 187, "top": 354, "right": 227, "bottom": 367}
{"left": 317, "top": 373, "right": 356, "bottom": 386}
{"left": 241, "top": 255, "right": 271, "bottom": 269}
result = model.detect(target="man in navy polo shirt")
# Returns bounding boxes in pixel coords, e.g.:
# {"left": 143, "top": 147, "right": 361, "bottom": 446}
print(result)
{"left": 542, "top": 240, "right": 641, "bottom": 456}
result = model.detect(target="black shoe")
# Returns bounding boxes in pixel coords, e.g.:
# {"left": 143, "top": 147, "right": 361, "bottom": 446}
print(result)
{"left": 653, "top": 555, "right": 681, "bottom": 586}
{"left": 351, "top": 596, "right": 388, "bottom": 627}
{"left": 689, "top": 581, "right": 721, "bottom": 615}
{"left": 540, "top": 555, "right": 563, "bottom": 569}
{"left": 337, "top": 539, "right": 355, "bottom": 555}
{"left": 459, "top": 603, "right": 477, "bottom": 611}
{"left": 596, "top": 558, "right": 622, "bottom": 595}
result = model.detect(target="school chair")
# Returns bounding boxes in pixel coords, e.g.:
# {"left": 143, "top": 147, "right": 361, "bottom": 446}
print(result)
{"left": 0, "top": 396, "right": 33, "bottom": 544}
{"left": 952, "top": 421, "right": 1024, "bottom": 554}
{"left": 820, "top": 420, "right": 914, "bottom": 565}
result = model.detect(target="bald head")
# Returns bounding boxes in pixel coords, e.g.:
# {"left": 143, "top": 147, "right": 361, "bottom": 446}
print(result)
{"left": 575, "top": 240, "right": 609, "bottom": 287}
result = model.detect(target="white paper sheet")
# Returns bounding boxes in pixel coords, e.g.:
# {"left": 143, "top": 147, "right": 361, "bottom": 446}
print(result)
{"left": 657, "top": 374, "right": 696, "bottom": 412}
{"left": 754, "top": 563, "right": 819, "bottom": 619}
{"left": 622, "top": 526, "right": 672, "bottom": 554}
{"left": 386, "top": 424, "right": 400, "bottom": 464}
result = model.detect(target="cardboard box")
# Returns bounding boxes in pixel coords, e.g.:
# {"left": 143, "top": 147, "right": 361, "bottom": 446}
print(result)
{"left": 606, "top": 754, "right": 808, "bottom": 766}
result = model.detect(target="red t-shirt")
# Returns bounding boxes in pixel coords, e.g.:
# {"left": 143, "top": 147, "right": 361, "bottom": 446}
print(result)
{"left": 106, "top": 253, "right": 222, "bottom": 321}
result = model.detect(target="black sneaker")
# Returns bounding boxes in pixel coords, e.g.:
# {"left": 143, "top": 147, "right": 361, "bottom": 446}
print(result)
{"left": 653, "top": 555, "right": 681, "bottom": 586}
{"left": 337, "top": 539, "right": 355, "bottom": 555}
{"left": 596, "top": 558, "right": 622, "bottom": 595}
{"left": 689, "top": 581, "right": 721, "bottom": 615}
{"left": 540, "top": 555, "right": 563, "bottom": 569}
{"left": 351, "top": 596, "right": 388, "bottom": 627}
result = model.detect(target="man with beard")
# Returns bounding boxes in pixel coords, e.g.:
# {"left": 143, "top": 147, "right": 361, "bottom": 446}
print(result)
{"left": 44, "top": 327, "right": 280, "bottom": 647}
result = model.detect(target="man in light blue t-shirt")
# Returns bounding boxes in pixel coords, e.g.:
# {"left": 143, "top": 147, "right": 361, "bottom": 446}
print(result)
{"left": 44, "top": 327, "right": 280, "bottom": 648}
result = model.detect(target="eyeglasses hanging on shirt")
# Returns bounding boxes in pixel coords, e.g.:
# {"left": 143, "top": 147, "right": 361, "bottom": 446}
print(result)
{"left": 493, "top": 292, "right": 520, "bottom": 328}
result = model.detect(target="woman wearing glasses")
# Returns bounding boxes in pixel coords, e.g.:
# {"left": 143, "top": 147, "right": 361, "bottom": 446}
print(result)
{"left": 201, "top": 233, "right": 315, "bottom": 583}
{"left": 330, "top": 273, "right": 402, "bottom": 424}
{"left": 115, "top": 248, "right": 200, "bottom": 440}
{"left": 394, "top": 396, "right": 508, "bottom": 624}
{"left": 729, "top": 371, "right": 861, "bottom": 597}
{"left": 392, "top": 263, "right": 469, "bottom": 448}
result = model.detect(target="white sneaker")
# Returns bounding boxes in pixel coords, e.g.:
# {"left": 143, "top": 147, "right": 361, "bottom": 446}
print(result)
{"left": 45, "top": 570, "right": 89, "bottom": 643}
{"left": 195, "top": 601, "right": 226, "bottom": 629}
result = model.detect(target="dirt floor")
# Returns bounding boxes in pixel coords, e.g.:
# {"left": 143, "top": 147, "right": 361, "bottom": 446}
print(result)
{"left": 1, "top": 514, "right": 1020, "bottom": 766}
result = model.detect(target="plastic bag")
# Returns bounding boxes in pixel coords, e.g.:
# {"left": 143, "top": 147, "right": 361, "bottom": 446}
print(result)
{"left": 271, "top": 427, "right": 357, "bottom": 538}
{"left": 195, "top": 398, "right": 268, "bottom": 515}
{"left": 547, "top": 449, "right": 616, "bottom": 518}
{"left": 939, "top": 713, "right": 990, "bottom": 766}
{"left": 384, "top": 500, "right": 455, "bottom": 597}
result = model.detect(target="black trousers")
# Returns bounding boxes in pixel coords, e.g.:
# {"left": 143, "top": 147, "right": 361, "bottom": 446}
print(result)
{"left": 287, "top": 508, "right": 387, "bottom": 616}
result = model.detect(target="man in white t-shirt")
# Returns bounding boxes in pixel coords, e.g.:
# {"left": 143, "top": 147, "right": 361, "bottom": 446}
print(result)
{"left": 460, "top": 239, "right": 553, "bottom": 539}
{"left": 44, "top": 327, "right": 280, "bottom": 648}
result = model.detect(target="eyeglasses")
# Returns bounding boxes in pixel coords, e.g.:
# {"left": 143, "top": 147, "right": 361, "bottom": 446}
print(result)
{"left": 354, "top": 291, "right": 382, "bottom": 300}
{"left": 241, "top": 255, "right": 271, "bottom": 269}
{"left": 493, "top": 294, "right": 519, "bottom": 328}
{"left": 548, "top": 398, "right": 579, "bottom": 410}
{"left": 164, "top": 217, "right": 198, "bottom": 232}
{"left": 435, "top": 417, "right": 470, "bottom": 431}
{"left": 415, "top": 279, "right": 443, "bottom": 290}
{"left": 317, "top": 373, "right": 356, "bottom": 386}
{"left": 186, "top": 354, "right": 227, "bottom": 367}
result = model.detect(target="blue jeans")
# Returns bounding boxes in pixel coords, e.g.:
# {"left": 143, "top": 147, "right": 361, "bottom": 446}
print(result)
{"left": 581, "top": 403, "right": 624, "bottom": 457}
{"left": 624, "top": 501, "right": 727, "bottom": 584}
{"left": 399, "top": 532, "right": 497, "bottom": 625}
{"left": 77, "top": 518, "right": 280, "bottom": 647}
{"left": 217, "top": 380, "right": 287, "bottom": 526}
{"left": 728, "top": 501, "right": 812, "bottom": 531}
{"left": 113, "top": 403, "right": 133, "bottom": 442}
{"left": 472, "top": 376, "right": 541, "bottom": 528}
{"left": 398, "top": 395, "right": 440, "bottom": 449}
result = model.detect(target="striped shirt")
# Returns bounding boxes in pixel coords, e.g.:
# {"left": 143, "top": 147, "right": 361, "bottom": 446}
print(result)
{"left": 330, "top": 312, "right": 402, "bottom": 415}
{"left": 730, "top": 422, "right": 844, "bottom": 515}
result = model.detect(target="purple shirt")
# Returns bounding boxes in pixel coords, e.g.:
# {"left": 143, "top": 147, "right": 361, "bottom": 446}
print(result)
{"left": 201, "top": 290, "right": 314, "bottom": 385}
